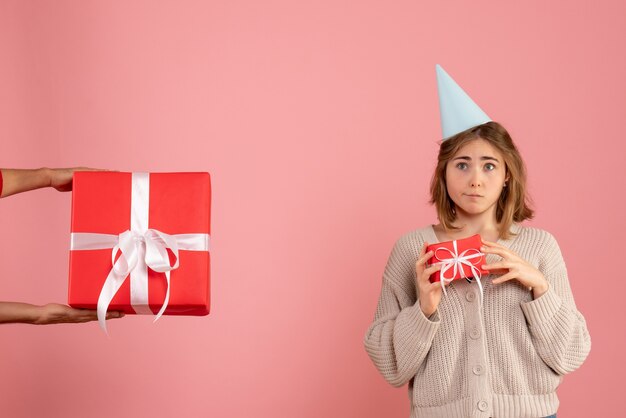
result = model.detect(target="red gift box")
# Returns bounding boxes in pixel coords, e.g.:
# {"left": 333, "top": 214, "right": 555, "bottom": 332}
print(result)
{"left": 68, "top": 172, "right": 211, "bottom": 327}
{"left": 427, "top": 234, "right": 487, "bottom": 284}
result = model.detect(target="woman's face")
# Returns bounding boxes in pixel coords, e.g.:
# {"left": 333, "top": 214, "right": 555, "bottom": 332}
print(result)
{"left": 445, "top": 138, "right": 508, "bottom": 218}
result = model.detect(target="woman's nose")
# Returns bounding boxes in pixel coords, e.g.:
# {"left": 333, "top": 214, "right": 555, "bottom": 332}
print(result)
{"left": 469, "top": 171, "right": 482, "bottom": 187}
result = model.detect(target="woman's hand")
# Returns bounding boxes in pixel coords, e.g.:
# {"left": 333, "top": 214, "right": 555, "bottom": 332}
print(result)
{"left": 35, "top": 303, "right": 124, "bottom": 325}
{"left": 480, "top": 239, "right": 549, "bottom": 298}
{"left": 415, "top": 242, "right": 447, "bottom": 318}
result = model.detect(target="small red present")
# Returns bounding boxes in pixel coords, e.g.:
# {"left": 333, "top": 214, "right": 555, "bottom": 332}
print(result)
{"left": 427, "top": 234, "right": 487, "bottom": 284}
{"left": 68, "top": 172, "right": 211, "bottom": 332}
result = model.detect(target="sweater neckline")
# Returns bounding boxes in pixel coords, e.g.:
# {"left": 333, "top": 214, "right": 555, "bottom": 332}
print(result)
{"left": 427, "top": 223, "right": 521, "bottom": 248}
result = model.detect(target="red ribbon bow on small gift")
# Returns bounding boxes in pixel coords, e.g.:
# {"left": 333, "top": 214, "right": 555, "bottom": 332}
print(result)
{"left": 428, "top": 235, "right": 486, "bottom": 304}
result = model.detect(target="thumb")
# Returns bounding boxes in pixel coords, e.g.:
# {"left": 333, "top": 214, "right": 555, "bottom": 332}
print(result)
{"left": 430, "top": 278, "right": 452, "bottom": 291}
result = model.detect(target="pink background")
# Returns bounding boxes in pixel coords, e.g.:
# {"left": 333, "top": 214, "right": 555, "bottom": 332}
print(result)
{"left": 1, "top": 1, "right": 623, "bottom": 417}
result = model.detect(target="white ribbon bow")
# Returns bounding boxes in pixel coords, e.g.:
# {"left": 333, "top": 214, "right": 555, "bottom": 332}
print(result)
{"left": 70, "top": 173, "right": 210, "bottom": 334}
{"left": 431, "top": 240, "right": 485, "bottom": 304}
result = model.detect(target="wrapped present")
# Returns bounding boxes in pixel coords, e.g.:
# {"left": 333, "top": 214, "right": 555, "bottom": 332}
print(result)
{"left": 68, "top": 172, "right": 211, "bottom": 333}
{"left": 427, "top": 234, "right": 487, "bottom": 300}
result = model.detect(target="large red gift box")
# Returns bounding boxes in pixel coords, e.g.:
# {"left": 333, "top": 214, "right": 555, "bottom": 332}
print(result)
{"left": 427, "top": 234, "right": 487, "bottom": 284}
{"left": 68, "top": 172, "right": 211, "bottom": 318}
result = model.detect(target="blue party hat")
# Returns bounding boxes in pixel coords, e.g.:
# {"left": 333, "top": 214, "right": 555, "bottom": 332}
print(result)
{"left": 436, "top": 64, "right": 491, "bottom": 140}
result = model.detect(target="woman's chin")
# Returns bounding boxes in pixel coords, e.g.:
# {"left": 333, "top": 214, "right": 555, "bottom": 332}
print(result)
{"left": 456, "top": 206, "right": 491, "bottom": 217}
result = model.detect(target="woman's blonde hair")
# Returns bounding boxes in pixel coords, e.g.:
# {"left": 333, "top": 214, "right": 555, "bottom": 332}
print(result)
{"left": 429, "top": 121, "right": 534, "bottom": 240}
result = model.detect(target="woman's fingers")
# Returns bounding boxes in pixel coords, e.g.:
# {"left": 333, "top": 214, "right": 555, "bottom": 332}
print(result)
{"left": 415, "top": 247, "right": 434, "bottom": 274}
{"left": 492, "top": 272, "right": 516, "bottom": 285}
{"left": 480, "top": 245, "right": 516, "bottom": 259}
{"left": 419, "top": 263, "right": 441, "bottom": 283}
{"left": 430, "top": 278, "right": 452, "bottom": 290}
{"left": 482, "top": 261, "right": 511, "bottom": 271}
{"left": 486, "top": 268, "right": 509, "bottom": 275}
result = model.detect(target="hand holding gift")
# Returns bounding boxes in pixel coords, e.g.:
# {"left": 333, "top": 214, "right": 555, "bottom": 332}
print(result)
{"left": 480, "top": 239, "right": 549, "bottom": 299}
{"left": 37, "top": 303, "right": 125, "bottom": 324}
{"left": 415, "top": 242, "right": 447, "bottom": 318}
{"left": 0, "top": 302, "right": 125, "bottom": 325}
{"left": 48, "top": 167, "right": 110, "bottom": 192}
{"left": 0, "top": 167, "right": 107, "bottom": 197}
{"left": 426, "top": 234, "right": 488, "bottom": 303}
{"left": 0, "top": 167, "right": 125, "bottom": 325}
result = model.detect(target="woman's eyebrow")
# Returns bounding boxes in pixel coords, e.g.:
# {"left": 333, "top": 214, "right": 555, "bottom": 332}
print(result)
{"left": 452, "top": 156, "right": 500, "bottom": 162}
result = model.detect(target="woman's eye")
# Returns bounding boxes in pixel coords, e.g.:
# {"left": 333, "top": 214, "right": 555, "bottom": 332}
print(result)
{"left": 456, "top": 162, "right": 468, "bottom": 170}
{"left": 485, "top": 163, "right": 496, "bottom": 171}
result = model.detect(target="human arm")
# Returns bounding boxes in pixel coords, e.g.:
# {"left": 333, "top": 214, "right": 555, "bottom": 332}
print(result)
{"left": 518, "top": 233, "right": 591, "bottom": 375}
{"left": 0, "top": 167, "right": 97, "bottom": 198}
{"left": 483, "top": 232, "right": 592, "bottom": 375}
{"left": 363, "top": 235, "right": 444, "bottom": 387}
{"left": 0, "top": 301, "right": 124, "bottom": 325}
{"left": 1, "top": 167, "right": 123, "bottom": 325}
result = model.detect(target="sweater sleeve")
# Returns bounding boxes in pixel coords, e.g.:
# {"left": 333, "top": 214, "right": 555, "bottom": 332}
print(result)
{"left": 519, "top": 232, "right": 591, "bottom": 376}
{"left": 364, "top": 235, "right": 441, "bottom": 388}
{"left": 0, "top": 169, "right": 3, "bottom": 197}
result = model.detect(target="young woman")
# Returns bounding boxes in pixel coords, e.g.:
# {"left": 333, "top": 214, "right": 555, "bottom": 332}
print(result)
{"left": 363, "top": 67, "right": 591, "bottom": 418}
{"left": 0, "top": 167, "right": 125, "bottom": 325}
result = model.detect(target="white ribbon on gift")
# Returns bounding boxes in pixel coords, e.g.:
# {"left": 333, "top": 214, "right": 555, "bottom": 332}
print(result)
{"left": 70, "top": 172, "right": 210, "bottom": 334}
{"left": 431, "top": 240, "right": 485, "bottom": 304}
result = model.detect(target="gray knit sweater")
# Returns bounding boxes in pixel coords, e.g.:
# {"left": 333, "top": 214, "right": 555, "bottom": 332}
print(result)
{"left": 364, "top": 223, "right": 591, "bottom": 418}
